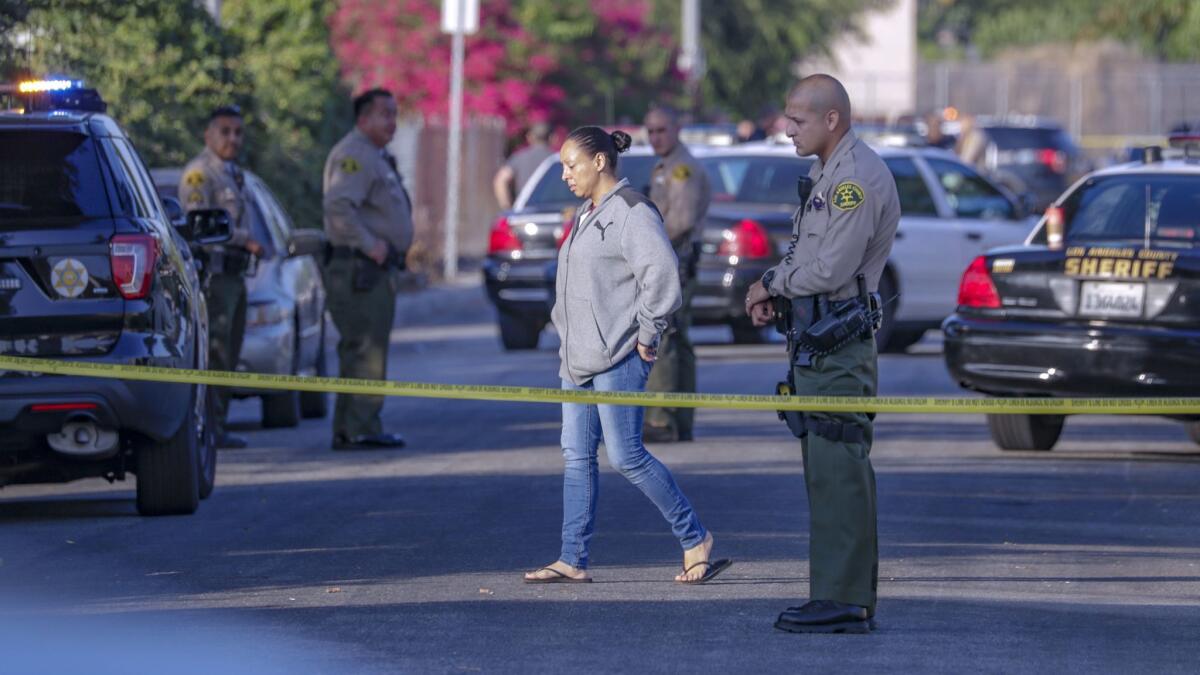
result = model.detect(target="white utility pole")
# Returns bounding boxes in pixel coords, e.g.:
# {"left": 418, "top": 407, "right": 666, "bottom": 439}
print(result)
{"left": 678, "top": 0, "right": 705, "bottom": 98}
{"left": 441, "top": 0, "right": 478, "bottom": 280}
{"left": 203, "top": 0, "right": 222, "bottom": 25}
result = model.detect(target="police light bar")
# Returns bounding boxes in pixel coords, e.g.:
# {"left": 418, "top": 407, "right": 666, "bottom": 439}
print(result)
{"left": 18, "top": 79, "right": 84, "bottom": 93}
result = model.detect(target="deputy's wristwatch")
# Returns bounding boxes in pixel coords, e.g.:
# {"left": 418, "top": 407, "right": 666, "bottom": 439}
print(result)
{"left": 760, "top": 269, "right": 776, "bottom": 293}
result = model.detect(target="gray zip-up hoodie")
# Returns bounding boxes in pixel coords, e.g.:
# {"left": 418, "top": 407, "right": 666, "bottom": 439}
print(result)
{"left": 552, "top": 179, "right": 682, "bottom": 386}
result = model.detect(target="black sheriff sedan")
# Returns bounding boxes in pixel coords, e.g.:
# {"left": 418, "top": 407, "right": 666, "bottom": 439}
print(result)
{"left": 943, "top": 145, "right": 1200, "bottom": 451}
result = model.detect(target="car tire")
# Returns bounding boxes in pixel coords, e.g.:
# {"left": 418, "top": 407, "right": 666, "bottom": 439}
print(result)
{"left": 1185, "top": 421, "right": 1200, "bottom": 446}
{"left": 300, "top": 316, "right": 329, "bottom": 419}
{"left": 197, "top": 385, "right": 218, "bottom": 500}
{"left": 136, "top": 387, "right": 201, "bottom": 516}
{"left": 987, "top": 413, "right": 1064, "bottom": 451}
{"left": 729, "top": 318, "right": 767, "bottom": 344}
{"left": 499, "top": 312, "right": 542, "bottom": 350}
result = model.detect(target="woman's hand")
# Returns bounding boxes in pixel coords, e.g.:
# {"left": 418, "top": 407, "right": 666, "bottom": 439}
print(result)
{"left": 637, "top": 341, "right": 658, "bottom": 362}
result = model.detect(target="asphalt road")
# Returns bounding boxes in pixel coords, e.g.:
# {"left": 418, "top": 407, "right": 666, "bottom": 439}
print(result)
{"left": 2, "top": 277, "right": 1198, "bottom": 674}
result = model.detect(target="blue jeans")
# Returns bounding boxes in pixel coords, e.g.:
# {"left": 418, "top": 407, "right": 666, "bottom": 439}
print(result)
{"left": 559, "top": 351, "right": 707, "bottom": 569}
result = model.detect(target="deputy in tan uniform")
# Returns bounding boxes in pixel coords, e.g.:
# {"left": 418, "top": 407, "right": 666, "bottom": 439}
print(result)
{"left": 180, "top": 105, "right": 263, "bottom": 449}
{"left": 322, "top": 87, "right": 413, "bottom": 450}
{"left": 745, "top": 75, "right": 900, "bottom": 634}
{"left": 643, "top": 105, "right": 711, "bottom": 443}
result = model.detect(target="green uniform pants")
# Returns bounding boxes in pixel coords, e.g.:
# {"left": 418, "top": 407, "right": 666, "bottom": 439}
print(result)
{"left": 323, "top": 255, "right": 397, "bottom": 440}
{"left": 206, "top": 272, "right": 247, "bottom": 437}
{"left": 644, "top": 274, "right": 697, "bottom": 436}
{"left": 793, "top": 337, "right": 879, "bottom": 612}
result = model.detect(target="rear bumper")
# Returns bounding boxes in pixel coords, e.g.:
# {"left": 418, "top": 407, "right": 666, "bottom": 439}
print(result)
{"left": 482, "top": 256, "right": 554, "bottom": 319}
{"left": 943, "top": 314, "right": 1200, "bottom": 397}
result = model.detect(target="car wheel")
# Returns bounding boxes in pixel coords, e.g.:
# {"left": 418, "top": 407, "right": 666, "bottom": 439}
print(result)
{"left": 986, "top": 413, "right": 1064, "bottom": 451}
{"left": 300, "top": 315, "right": 329, "bottom": 419}
{"left": 197, "top": 384, "right": 218, "bottom": 500}
{"left": 1185, "top": 421, "right": 1200, "bottom": 446}
{"left": 136, "top": 386, "right": 201, "bottom": 516}
{"left": 262, "top": 329, "right": 303, "bottom": 428}
{"left": 499, "top": 312, "right": 542, "bottom": 350}
{"left": 729, "top": 318, "right": 767, "bottom": 344}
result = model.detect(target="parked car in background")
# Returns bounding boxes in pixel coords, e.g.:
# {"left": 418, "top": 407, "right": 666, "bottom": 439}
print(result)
{"left": 957, "top": 117, "right": 1090, "bottom": 212}
{"left": 0, "top": 79, "right": 226, "bottom": 515}
{"left": 943, "top": 141, "right": 1200, "bottom": 451}
{"left": 482, "top": 146, "right": 660, "bottom": 349}
{"left": 152, "top": 168, "right": 329, "bottom": 428}
{"left": 692, "top": 141, "right": 1038, "bottom": 350}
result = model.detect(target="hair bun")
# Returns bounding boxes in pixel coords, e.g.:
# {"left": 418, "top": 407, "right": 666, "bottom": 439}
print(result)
{"left": 610, "top": 130, "right": 633, "bottom": 154}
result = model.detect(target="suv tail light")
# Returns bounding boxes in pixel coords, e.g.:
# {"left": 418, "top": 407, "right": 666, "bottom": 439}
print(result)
{"left": 958, "top": 256, "right": 1001, "bottom": 309}
{"left": 1038, "top": 148, "right": 1067, "bottom": 174}
{"left": 717, "top": 219, "right": 771, "bottom": 260}
{"left": 110, "top": 234, "right": 158, "bottom": 299}
{"left": 487, "top": 216, "right": 523, "bottom": 256}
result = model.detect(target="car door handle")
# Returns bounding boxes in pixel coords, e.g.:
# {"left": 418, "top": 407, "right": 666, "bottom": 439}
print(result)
{"left": 965, "top": 232, "right": 983, "bottom": 242}
{"left": 894, "top": 231, "right": 904, "bottom": 240}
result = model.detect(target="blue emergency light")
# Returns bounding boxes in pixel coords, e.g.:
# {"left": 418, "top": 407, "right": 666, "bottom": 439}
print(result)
{"left": 0, "top": 77, "right": 106, "bottom": 113}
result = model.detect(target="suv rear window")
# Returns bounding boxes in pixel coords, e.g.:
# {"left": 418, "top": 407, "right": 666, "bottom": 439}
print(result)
{"left": 523, "top": 156, "right": 656, "bottom": 209}
{"left": 1060, "top": 175, "right": 1200, "bottom": 245}
{"left": 984, "top": 127, "right": 1072, "bottom": 151}
{"left": 0, "top": 131, "right": 110, "bottom": 222}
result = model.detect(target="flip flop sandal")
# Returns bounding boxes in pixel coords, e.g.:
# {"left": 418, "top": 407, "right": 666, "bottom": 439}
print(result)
{"left": 677, "top": 558, "right": 733, "bottom": 585}
{"left": 523, "top": 567, "right": 593, "bottom": 584}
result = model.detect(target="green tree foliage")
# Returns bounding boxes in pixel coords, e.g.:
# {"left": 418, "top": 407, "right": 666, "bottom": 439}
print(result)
{"left": 223, "top": 0, "right": 350, "bottom": 228}
{"left": 12, "top": 0, "right": 236, "bottom": 165}
{"left": 920, "top": 0, "right": 1200, "bottom": 62}
{"left": 654, "top": 0, "right": 889, "bottom": 120}
{"left": 1, "top": 0, "right": 345, "bottom": 226}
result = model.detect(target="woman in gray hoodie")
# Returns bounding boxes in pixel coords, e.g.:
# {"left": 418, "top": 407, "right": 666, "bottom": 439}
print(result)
{"left": 523, "top": 127, "right": 731, "bottom": 585}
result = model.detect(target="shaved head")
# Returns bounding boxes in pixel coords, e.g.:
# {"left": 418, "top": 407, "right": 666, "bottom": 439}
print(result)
{"left": 782, "top": 74, "right": 853, "bottom": 162}
{"left": 788, "top": 74, "right": 851, "bottom": 127}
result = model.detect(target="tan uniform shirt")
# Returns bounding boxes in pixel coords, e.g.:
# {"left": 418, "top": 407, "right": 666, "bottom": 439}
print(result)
{"left": 767, "top": 130, "right": 900, "bottom": 301}
{"left": 179, "top": 147, "right": 250, "bottom": 247}
{"left": 649, "top": 143, "right": 711, "bottom": 250}
{"left": 322, "top": 128, "right": 414, "bottom": 254}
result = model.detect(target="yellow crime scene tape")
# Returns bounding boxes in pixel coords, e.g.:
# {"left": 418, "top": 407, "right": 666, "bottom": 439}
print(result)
{"left": 1, "top": 355, "right": 1198, "bottom": 415}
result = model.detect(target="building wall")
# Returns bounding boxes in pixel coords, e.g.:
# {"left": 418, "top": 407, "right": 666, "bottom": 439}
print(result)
{"left": 799, "top": 0, "right": 917, "bottom": 120}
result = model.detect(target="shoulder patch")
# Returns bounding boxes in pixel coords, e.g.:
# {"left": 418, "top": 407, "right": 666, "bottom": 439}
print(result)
{"left": 339, "top": 157, "right": 360, "bottom": 174}
{"left": 183, "top": 169, "right": 205, "bottom": 188}
{"left": 671, "top": 164, "right": 692, "bottom": 181}
{"left": 832, "top": 181, "right": 865, "bottom": 211}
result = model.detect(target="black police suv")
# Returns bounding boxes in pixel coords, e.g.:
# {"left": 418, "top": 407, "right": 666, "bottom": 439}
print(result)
{"left": 943, "top": 143, "right": 1200, "bottom": 452}
{"left": 0, "top": 80, "right": 230, "bottom": 515}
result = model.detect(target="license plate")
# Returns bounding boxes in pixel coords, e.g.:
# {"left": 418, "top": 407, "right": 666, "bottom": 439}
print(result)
{"left": 1079, "top": 281, "right": 1144, "bottom": 318}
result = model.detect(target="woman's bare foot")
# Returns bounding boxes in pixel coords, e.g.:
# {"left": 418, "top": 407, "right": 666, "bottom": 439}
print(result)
{"left": 523, "top": 560, "right": 589, "bottom": 582}
{"left": 675, "top": 532, "right": 715, "bottom": 582}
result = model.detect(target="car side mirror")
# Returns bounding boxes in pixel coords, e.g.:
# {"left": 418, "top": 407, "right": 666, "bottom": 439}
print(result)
{"left": 179, "top": 208, "right": 233, "bottom": 245}
{"left": 286, "top": 228, "right": 328, "bottom": 258}
{"left": 161, "top": 196, "right": 186, "bottom": 228}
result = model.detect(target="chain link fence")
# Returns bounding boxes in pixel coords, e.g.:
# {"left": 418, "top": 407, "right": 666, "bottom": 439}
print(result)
{"left": 917, "top": 61, "right": 1200, "bottom": 144}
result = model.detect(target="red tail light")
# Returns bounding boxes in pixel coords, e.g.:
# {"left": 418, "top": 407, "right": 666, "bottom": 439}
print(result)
{"left": 487, "top": 216, "right": 523, "bottom": 256}
{"left": 30, "top": 402, "right": 98, "bottom": 413}
{"left": 717, "top": 219, "right": 771, "bottom": 259}
{"left": 958, "top": 256, "right": 1001, "bottom": 309}
{"left": 1038, "top": 148, "right": 1067, "bottom": 174}
{"left": 110, "top": 234, "right": 158, "bottom": 300}
{"left": 557, "top": 218, "right": 573, "bottom": 249}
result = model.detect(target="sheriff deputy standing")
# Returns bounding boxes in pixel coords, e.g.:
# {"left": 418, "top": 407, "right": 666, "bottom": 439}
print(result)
{"left": 179, "top": 105, "right": 264, "bottom": 450}
{"left": 322, "top": 88, "right": 413, "bottom": 451}
{"left": 745, "top": 74, "right": 900, "bottom": 634}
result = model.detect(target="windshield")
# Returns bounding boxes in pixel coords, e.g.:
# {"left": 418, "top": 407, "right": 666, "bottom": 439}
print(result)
{"left": 0, "top": 131, "right": 110, "bottom": 222}
{"left": 701, "top": 155, "right": 813, "bottom": 205}
{"left": 522, "top": 155, "right": 657, "bottom": 209}
{"left": 1061, "top": 174, "right": 1200, "bottom": 245}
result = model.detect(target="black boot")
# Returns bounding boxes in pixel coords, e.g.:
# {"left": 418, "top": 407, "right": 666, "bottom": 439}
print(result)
{"left": 774, "top": 600, "right": 872, "bottom": 634}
